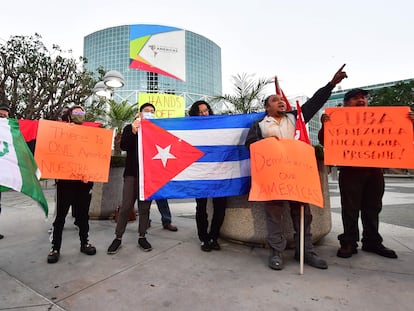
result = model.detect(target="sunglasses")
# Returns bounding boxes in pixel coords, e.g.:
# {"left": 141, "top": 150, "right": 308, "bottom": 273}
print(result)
{"left": 72, "top": 110, "right": 85, "bottom": 115}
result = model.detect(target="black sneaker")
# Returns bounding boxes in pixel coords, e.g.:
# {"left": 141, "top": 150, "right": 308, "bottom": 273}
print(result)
{"left": 138, "top": 237, "right": 152, "bottom": 252}
{"left": 210, "top": 240, "right": 221, "bottom": 250}
{"left": 0, "top": 234, "right": 4, "bottom": 239}
{"left": 200, "top": 241, "right": 211, "bottom": 252}
{"left": 47, "top": 249, "right": 60, "bottom": 264}
{"left": 107, "top": 238, "right": 122, "bottom": 255}
{"left": 80, "top": 243, "right": 96, "bottom": 255}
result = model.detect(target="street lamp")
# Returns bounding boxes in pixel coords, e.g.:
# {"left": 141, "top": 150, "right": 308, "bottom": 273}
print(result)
{"left": 93, "top": 70, "right": 125, "bottom": 99}
{"left": 93, "top": 81, "right": 112, "bottom": 99}
{"left": 103, "top": 70, "right": 125, "bottom": 88}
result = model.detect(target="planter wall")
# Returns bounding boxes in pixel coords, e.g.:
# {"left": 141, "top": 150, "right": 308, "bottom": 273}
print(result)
{"left": 218, "top": 160, "right": 331, "bottom": 248}
{"left": 89, "top": 156, "right": 125, "bottom": 220}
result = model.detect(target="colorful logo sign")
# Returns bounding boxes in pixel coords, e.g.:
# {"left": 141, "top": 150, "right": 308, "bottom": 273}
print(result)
{"left": 130, "top": 25, "right": 186, "bottom": 81}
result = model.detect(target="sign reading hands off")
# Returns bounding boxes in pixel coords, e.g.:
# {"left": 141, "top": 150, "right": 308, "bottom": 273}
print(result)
{"left": 324, "top": 107, "right": 414, "bottom": 168}
{"left": 34, "top": 120, "right": 113, "bottom": 182}
{"left": 248, "top": 138, "right": 324, "bottom": 208}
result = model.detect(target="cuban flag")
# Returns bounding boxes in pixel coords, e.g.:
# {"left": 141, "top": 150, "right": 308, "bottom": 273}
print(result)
{"left": 138, "top": 113, "right": 265, "bottom": 200}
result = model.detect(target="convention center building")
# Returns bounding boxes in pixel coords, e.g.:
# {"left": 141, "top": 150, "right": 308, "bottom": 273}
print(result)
{"left": 83, "top": 24, "right": 222, "bottom": 109}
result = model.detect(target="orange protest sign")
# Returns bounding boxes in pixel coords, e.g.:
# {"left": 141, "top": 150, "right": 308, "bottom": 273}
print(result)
{"left": 248, "top": 138, "right": 323, "bottom": 208}
{"left": 34, "top": 120, "right": 113, "bottom": 182}
{"left": 324, "top": 107, "right": 414, "bottom": 168}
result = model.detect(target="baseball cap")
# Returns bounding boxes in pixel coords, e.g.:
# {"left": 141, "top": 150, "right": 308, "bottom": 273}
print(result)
{"left": 343, "top": 88, "right": 368, "bottom": 102}
{"left": 0, "top": 103, "right": 10, "bottom": 112}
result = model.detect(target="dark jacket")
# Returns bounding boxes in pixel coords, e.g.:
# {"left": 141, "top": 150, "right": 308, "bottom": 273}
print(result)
{"left": 245, "top": 82, "right": 335, "bottom": 148}
{"left": 120, "top": 124, "right": 139, "bottom": 177}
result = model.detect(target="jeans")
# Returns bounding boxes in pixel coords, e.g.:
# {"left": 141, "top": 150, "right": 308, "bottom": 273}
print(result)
{"left": 155, "top": 199, "right": 172, "bottom": 225}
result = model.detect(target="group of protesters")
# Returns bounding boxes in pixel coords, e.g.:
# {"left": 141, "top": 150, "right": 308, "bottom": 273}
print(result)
{"left": 1, "top": 64, "right": 413, "bottom": 270}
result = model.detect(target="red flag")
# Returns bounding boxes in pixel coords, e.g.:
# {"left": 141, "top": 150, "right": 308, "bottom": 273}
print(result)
{"left": 295, "top": 100, "right": 311, "bottom": 144}
{"left": 139, "top": 120, "right": 204, "bottom": 199}
{"left": 18, "top": 120, "right": 39, "bottom": 142}
{"left": 18, "top": 119, "right": 102, "bottom": 142}
{"left": 274, "top": 76, "right": 292, "bottom": 111}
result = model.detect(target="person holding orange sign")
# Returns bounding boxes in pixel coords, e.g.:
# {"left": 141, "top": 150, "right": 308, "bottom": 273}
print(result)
{"left": 318, "top": 88, "right": 414, "bottom": 259}
{"left": 47, "top": 105, "right": 96, "bottom": 264}
{"left": 245, "top": 65, "right": 347, "bottom": 270}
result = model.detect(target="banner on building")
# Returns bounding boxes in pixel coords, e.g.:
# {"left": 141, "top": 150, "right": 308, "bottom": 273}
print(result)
{"left": 130, "top": 25, "right": 186, "bottom": 81}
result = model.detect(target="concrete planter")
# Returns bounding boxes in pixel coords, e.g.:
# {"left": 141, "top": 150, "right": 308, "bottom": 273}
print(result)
{"left": 219, "top": 160, "right": 331, "bottom": 248}
{"left": 89, "top": 156, "right": 125, "bottom": 220}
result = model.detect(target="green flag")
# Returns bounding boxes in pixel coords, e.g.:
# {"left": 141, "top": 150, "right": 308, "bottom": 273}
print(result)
{"left": 0, "top": 118, "right": 48, "bottom": 216}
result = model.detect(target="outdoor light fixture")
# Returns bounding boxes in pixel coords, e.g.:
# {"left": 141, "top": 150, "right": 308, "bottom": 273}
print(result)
{"left": 103, "top": 70, "right": 125, "bottom": 88}
{"left": 93, "top": 81, "right": 112, "bottom": 99}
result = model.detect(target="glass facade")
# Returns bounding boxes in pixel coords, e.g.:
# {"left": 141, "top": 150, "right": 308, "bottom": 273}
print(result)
{"left": 83, "top": 25, "right": 222, "bottom": 108}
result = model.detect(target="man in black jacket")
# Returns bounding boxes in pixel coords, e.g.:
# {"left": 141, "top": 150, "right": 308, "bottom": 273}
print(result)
{"left": 245, "top": 65, "right": 347, "bottom": 270}
{"left": 106, "top": 103, "right": 178, "bottom": 255}
{"left": 318, "top": 88, "right": 414, "bottom": 259}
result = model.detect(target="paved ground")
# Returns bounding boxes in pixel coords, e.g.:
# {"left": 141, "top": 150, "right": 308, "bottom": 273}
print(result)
{"left": 0, "top": 177, "right": 413, "bottom": 311}
{"left": 329, "top": 177, "right": 414, "bottom": 229}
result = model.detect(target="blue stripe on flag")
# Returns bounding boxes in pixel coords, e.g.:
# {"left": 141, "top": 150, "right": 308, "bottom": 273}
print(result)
{"left": 148, "top": 177, "right": 252, "bottom": 200}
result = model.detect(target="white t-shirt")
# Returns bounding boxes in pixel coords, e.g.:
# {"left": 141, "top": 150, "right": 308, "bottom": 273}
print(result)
{"left": 259, "top": 115, "right": 295, "bottom": 139}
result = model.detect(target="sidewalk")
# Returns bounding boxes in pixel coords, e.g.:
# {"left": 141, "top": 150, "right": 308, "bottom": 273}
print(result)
{"left": 0, "top": 180, "right": 413, "bottom": 311}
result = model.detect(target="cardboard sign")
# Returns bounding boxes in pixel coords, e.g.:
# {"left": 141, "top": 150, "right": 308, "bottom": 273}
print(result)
{"left": 324, "top": 107, "right": 414, "bottom": 168}
{"left": 34, "top": 120, "right": 113, "bottom": 182}
{"left": 248, "top": 138, "right": 323, "bottom": 208}
{"left": 138, "top": 93, "right": 185, "bottom": 118}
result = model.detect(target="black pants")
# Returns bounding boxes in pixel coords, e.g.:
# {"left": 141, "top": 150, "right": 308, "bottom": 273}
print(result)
{"left": 338, "top": 167, "right": 384, "bottom": 247}
{"left": 51, "top": 180, "right": 93, "bottom": 251}
{"left": 195, "top": 197, "right": 227, "bottom": 243}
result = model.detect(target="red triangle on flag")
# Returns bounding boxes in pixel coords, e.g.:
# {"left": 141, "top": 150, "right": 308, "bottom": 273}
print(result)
{"left": 140, "top": 120, "right": 204, "bottom": 199}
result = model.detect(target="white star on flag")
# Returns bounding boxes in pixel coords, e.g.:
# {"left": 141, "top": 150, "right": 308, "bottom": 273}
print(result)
{"left": 152, "top": 144, "right": 176, "bottom": 167}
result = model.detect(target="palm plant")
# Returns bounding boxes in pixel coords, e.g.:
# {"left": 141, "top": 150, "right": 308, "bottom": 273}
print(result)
{"left": 105, "top": 99, "right": 138, "bottom": 155}
{"left": 213, "top": 73, "right": 272, "bottom": 114}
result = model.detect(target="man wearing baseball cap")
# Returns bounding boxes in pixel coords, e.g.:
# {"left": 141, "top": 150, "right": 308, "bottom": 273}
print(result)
{"left": 0, "top": 103, "right": 10, "bottom": 119}
{"left": 319, "top": 88, "right": 414, "bottom": 259}
{"left": 343, "top": 88, "right": 368, "bottom": 103}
